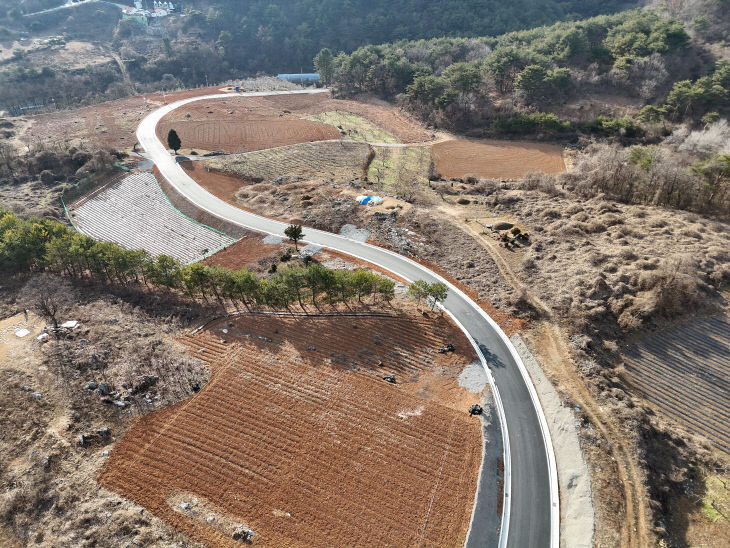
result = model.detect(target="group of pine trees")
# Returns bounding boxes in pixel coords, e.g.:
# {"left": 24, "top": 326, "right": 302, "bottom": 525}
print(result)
{"left": 0, "top": 208, "right": 397, "bottom": 310}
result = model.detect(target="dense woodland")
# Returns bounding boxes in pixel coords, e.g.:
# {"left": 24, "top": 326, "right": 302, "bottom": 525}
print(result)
{"left": 0, "top": 208, "right": 398, "bottom": 310}
{"left": 0, "top": 0, "right": 636, "bottom": 109}
{"left": 320, "top": 8, "right": 730, "bottom": 133}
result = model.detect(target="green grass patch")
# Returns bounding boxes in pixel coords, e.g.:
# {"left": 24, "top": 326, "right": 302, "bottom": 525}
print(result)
{"left": 308, "top": 111, "right": 400, "bottom": 144}
{"left": 701, "top": 474, "right": 730, "bottom": 523}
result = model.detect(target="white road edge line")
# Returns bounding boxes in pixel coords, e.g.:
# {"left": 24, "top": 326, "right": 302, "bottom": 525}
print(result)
{"left": 140, "top": 88, "right": 559, "bottom": 548}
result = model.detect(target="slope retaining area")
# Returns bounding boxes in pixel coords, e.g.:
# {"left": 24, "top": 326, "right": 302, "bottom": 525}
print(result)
{"left": 68, "top": 172, "right": 236, "bottom": 263}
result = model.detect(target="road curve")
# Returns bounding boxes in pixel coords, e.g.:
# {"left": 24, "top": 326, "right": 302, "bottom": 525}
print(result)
{"left": 138, "top": 89, "right": 559, "bottom": 548}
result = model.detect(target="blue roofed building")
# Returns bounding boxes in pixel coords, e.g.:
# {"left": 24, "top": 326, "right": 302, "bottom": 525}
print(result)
{"left": 277, "top": 73, "right": 320, "bottom": 84}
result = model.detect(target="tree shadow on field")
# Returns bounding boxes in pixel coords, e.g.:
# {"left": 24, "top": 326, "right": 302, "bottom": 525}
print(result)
{"left": 3, "top": 275, "right": 221, "bottom": 328}
{"left": 208, "top": 312, "right": 476, "bottom": 374}
{"left": 639, "top": 414, "right": 721, "bottom": 546}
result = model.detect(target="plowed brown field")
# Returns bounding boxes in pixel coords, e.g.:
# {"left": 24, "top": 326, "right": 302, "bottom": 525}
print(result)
{"left": 432, "top": 139, "right": 565, "bottom": 179}
{"left": 202, "top": 236, "right": 287, "bottom": 271}
{"left": 99, "top": 313, "right": 485, "bottom": 547}
{"left": 159, "top": 93, "right": 431, "bottom": 150}
{"left": 157, "top": 119, "right": 340, "bottom": 154}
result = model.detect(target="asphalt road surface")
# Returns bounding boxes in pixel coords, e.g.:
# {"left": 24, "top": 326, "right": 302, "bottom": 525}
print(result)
{"left": 138, "top": 89, "right": 558, "bottom": 548}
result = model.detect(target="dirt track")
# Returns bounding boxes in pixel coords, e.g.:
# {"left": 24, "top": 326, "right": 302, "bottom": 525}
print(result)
{"left": 99, "top": 313, "right": 485, "bottom": 547}
{"left": 432, "top": 139, "right": 565, "bottom": 179}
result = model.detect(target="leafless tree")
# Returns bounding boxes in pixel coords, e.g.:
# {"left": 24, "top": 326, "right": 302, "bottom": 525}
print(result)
{"left": 18, "top": 274, "right": 74, "bottom": 338}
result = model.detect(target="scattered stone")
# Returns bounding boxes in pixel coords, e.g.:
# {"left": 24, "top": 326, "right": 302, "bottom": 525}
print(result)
{"left": 80, "top": 338, "right": 88, "bottom": 344}
{"left": 299, "top": 243, "right": 322, "bottom": 257}
{"left": 97, "top": 383, "right": 110, "bottom": 396}
{"left": 383, "top": 375, "right": 396, "bottom": 384}
{"left": 113, "top": 400, "right": 128, "bottom": 408}
{"left": 206, "top": 515, "right": 215, "bottom": 523}
{"left": 307, "top": 345, "right": 316, "bottom": 351}
{"left": 233, "top": 526, "right": 254, "bottom": 543}
{"left": 32, "top": 392, "right": 43, "bottom": 400}
{"left": 98, "top": 427, "right": 111, "bottom": 437}
{"left": 101, "top": 450, "right": 109, "bottom": 457}
{"left": 20, "top": 385, "right": 32, "bottom": 392}
{"left": 339, "top": 224, "right": 370, "bottom": 242}
{"left": 180, "top": 502, "right": 191, "bottom": 510}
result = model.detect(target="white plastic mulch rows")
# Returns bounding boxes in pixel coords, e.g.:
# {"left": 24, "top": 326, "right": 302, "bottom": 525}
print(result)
{"left": 69, "top": 172, "right": 236, "bottom": 263}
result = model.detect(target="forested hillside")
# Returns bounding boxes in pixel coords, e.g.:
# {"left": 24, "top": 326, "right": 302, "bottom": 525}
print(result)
{"left": 180, "top": 0, "right": 637, "bottom": 71}
{"left": 0, "top": 0, "right": 637, "bottom": 109}
{"left": 320, "top": 7, "right": 730, "bottom": 133}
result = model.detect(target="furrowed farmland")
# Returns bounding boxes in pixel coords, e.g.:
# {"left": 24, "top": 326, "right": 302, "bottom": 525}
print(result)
{"left": 156, "top": 119, "right": 341, "bottom": 154}
{"left": 204, "top": 141, "right": 372, "bottom": 183}
{"left": 68, "top": 172, "right": 236, "bottom": 263}
{"left": 622, "top": 316, "right": 730, "bottom": 455}
{"left": 99, "top": 313, "right": 487, "bottom": 547}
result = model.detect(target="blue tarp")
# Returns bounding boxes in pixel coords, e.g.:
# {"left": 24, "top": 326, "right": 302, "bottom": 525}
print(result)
{"left": 356, "top": 195, "right": 383, "bottom": 205}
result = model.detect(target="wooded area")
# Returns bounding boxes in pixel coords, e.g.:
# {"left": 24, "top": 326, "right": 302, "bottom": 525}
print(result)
{"left": 0, "top": 208, "right": 397, "bottom": 310}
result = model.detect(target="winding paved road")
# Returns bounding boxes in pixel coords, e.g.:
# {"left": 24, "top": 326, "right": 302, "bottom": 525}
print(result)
{"left": 138, "top": 89, "right": 559, "bottom": 548}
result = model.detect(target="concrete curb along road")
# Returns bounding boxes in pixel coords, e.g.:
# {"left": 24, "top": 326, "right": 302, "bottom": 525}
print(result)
{"left": 138, "top": 88, "right": 559, "bottom": 548}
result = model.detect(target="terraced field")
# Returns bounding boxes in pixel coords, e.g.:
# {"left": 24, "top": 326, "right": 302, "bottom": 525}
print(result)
{"left": 68, "top": 173, "right": 236, "bottom": 263}
{"left": 99, "top": 313, "right": 486, "bottom": 547}
{"left": 622, "top": 316, "right": 730, "bottom": 454}
{"left": 205, "top": 141, "right": 372, "bottom": 183}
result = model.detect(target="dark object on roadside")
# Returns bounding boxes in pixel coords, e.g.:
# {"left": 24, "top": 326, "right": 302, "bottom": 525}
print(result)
{"left": 383, "top": 375, "right": 396, "bottom": 384}
{"left": 469, "top": 404, "right": 483, "bottom": 416}
{"left": 438, "top": 343, "right": 456, "bottom": 353}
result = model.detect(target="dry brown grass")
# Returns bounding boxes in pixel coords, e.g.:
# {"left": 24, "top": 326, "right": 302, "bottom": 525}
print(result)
{"left": 0, "top": 278, "right": 210, "bottom": 547}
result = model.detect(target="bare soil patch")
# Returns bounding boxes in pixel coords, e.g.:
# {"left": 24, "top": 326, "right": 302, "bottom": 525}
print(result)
{"left": 99, "top": 312, "right": 485, "bottom": 547}
{"left": 160, "top": 92, "right": 431, "bottom": 145}
{"left": 432, "top": 139, "right": 565, "bottom": 179}
{"left": 157, "top": 119, "right": 340, "bottom": 154}
{"left": 203, "top": 236, "right": 288, "bottom": 273}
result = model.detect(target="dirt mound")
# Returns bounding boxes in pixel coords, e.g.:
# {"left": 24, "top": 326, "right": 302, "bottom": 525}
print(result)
{"left": 99, "top": 313, "right": 485, "bottom": 547}
{"left": 432, "top": 139, "right": 565, "bottom": 179}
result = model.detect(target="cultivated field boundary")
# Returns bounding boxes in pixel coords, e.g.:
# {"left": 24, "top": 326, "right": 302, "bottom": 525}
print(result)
{"left": 140, "top": 88, "right": 560, "bottom": 548}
